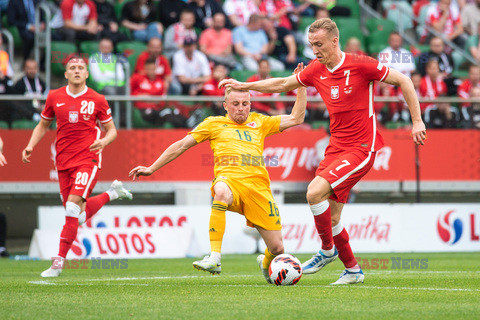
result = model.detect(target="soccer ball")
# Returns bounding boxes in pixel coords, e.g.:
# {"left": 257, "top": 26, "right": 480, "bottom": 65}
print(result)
{"left": 269, "top": 254, "right": 303, "bottom": 286}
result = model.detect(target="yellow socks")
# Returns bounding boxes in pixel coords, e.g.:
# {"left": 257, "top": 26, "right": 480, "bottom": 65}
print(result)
{"left": 262, "top": 248, "right": 276, "bottom": 269}
{"left": 209, "top": 201, "right": 227, "bottom": 253}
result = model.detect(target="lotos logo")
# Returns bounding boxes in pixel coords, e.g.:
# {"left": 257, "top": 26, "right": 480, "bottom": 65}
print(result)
{"left": 437, "top": 210, "right": 463, "bottom": 245}
{"left": 71, "top": 237, "right": 93, "bottom": 258}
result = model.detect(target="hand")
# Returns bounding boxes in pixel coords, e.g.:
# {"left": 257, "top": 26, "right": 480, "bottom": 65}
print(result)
{"left": 110, "top": 22, "right": 119, "bottom": 32}
{"left": 129, "top": 166, "right": 153, "bottom": 181}
{"left": 87, "top": 23, "right": 98, "bottom": 34}
{"left": 89, "top": 139, "right": 107, "bottom": 154}
{"left": 218, "top": 78, "right": 248, "bottom": 90}
{"left": 411, "top": 121, "right": 427, "bottom": 145}
{"left": 293, "top": 62, "right": 304, "bottom": 74}
{"left": 0, "top": 152, "right": 6, "bottom": 166}
{"left": 286, "top": 53, "right": 296, "bottom": 63}
{"left": 22, "top": 147, "right": 33, "bottom": 163}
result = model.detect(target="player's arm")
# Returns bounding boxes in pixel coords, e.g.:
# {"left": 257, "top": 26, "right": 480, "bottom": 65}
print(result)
{"left": 129, "top": 135, "right": 198, "bottom": 180}
{"left": 22, "top": 118, "right": 52, "bottom": 163}
{"left": 89, "top": 120, "right": 117, "bottom": 153}
{"left": 383, "top": 68, "right": 427, "bottom": 145}
{"left": 219, "top": 73, "right": 301, "bottom": 94}
{"left": 279, "top": 63, "right": 307, "bottom": 131}
{"left": 0, "top": 136, "right": 6, "bottom": 166}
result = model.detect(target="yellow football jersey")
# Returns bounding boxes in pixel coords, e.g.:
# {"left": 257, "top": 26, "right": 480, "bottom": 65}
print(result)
{"left": 188, "top": 113, "right": 281, "bottom": 182}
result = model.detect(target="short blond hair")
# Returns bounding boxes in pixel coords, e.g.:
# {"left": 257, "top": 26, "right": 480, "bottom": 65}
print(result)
{"left": 224, "top": 86, "right": 250, "bottom": 101}
{"left": 309, "top": 18, "right": 339, "bottom": 39}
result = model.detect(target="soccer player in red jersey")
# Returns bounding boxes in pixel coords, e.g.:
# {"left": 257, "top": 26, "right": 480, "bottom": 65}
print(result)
{"left": 22, "top": 57, "right": 132, "bottom": 277}
{"left": 220, "top": 18, "right": 427, "bottom": 284}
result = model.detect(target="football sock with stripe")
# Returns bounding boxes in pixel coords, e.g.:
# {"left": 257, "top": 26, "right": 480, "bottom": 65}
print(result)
{"left": 311, "top": 200, "right": 334, "bottom": 253}
{"left": 58, "top": 202, "right": 81, "bottom": 258}
{"left": 262, "top": 248, "right": 276, "bottom": 269}
{"left": 332, "top": 222, "right": 358, "bottom": 268}
{"left": 85, "top": 192, "right": 110, "bottom": 221}
{"left": 209, "top": 201, "right": 227, "bottom": 254}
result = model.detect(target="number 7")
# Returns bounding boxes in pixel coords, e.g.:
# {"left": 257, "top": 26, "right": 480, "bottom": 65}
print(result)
{"left": 344, "top": 70, "right": 350, "bottom": 86}
{"left": 335, "top": 159, "right": 350, "bottom": 171}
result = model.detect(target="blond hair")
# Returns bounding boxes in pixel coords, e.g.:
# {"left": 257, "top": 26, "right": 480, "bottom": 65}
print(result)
{"left": 308, "top": 18, "right": 339, "bottom": 39}
{"left": 224, "top": 86, "right": 250, "bottom": 101}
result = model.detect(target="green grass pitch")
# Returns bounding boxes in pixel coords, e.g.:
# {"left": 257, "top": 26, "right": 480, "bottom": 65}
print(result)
{"left": 1, "top": 253, "right": 479, "bottom": 319}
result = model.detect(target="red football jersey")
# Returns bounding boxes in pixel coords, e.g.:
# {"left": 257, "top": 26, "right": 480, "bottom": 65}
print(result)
{"left": 296, "top": 53, "right": 388, "bottom": 151}
{"left": 41, "top": 86, "right": 113, "bottom": 170}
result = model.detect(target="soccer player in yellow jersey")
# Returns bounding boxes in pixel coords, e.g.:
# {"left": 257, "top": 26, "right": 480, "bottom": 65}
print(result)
{"left": 129, "top": 64, "right": 306, "bottom": 282}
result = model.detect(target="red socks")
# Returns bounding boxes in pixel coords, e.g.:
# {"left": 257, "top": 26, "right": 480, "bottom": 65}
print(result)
{"left": 85, "top": 192, "right": 110, "bottom": 221}
{"left": 332, "top": 222, "right": 357, "bottom": 268}
{"left": 310, "top": 201, "right": 334, "bottom": 251}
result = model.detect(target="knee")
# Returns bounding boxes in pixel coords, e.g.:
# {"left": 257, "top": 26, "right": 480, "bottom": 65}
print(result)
{"left": 269, "top": 242, "right": 284, "bottom": 256}
{"left": 331, "top": 216, "right": 340, "bottom": 227}
{"left": 213, "top": 188, "right": 230, "bottom": 204}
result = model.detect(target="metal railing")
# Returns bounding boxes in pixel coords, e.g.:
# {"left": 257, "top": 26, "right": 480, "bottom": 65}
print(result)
{"left": 0, "top": 29, "right": 14, "bottom": 67}
{"left": 34, "top": 2, "right": 52, "bottom": 92}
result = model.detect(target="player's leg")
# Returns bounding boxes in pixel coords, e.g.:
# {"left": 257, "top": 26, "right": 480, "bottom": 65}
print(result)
{"left": 255, "top": 227, "right": 284, "bottom": 284}
{"left": 301, "top": 176, "right": 339, "bottom": 274}
{"left": 78, "top": 180, "right": 133, "bottom": 225}
{"left": 192, "top": 181, "right": 233, "bottom": 274}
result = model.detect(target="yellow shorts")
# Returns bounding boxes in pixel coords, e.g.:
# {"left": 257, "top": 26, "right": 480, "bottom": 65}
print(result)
{"left": 211, "top": 175, "right": 282, "bottom": 230}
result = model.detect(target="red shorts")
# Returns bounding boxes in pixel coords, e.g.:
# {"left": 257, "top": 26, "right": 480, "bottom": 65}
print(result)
{"left": 58, "top": 165, "right": 99, "bottom": 206}
{"left": 316, "top": 147, "right": 376, "bottom": 203}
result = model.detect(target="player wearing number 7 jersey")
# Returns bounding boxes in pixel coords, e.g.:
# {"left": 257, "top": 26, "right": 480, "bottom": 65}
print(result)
{"left": 129, "top": 64, "right": 307, "bottom": 281}
{"left": 22, "top": 56, "right": 132, "bottom": 278}
{"left": 219, "top": 18, "right": 427, "bottom": 285}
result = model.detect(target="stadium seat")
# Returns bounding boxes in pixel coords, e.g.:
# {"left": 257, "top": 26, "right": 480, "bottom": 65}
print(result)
{"left": 338, "top": 25, "right": 366, "bottom": 51}
{"left": 332, "top": 17, "right": 360, "bottom": 31}
{"left": 271, "top": 70, "right": 293, "bottom": 78}
{"left": 310, "top": 120, "right": 329, "bottom": 130}
{"left": 336, "top": 0, "right": 360, "bottom": 17}
{"left": 0, "top": 121, "right": 8, "bottom": 129}
{"left": 230, "top": 70, "right": 256, "bottom": 82}
{"left": 117, "top": 41, "right": 147, "bottom": 73}
{"left": 1, "top": 16, "right": 22, "bottom": 49}
{"left": 132, "top": 108, "right": 156, "bottom": 128}
{"left": 384, "top": 1, "right": 413, "bottom": 31}
{"left": 366, "top": 30, "right": 391, "bottom": 54}
{"left": 51, "top": 41, "right": 78, "bottom": 76}
{"left": 385, "top": 121, "right": 409, "bottom": 129}
{"left": 365, "top": 18, "right": 396, "bottom": 35}
{"left": 79, "top": 41, "right": 100, "bottom": 55}
{"left": 11, "top": 120, "right": 37, "bottom": 129}
{"left": 299, "top": 17, "right": 316, "bottom": 32}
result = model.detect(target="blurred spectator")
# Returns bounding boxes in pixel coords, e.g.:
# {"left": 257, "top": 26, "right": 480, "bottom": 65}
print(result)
{"left": 411, "top": 71, "right": 422, "bottom": 96}
{"left": 374, "top": 82, "right": 400, "bottom": 124}
{"left": 7, "top": 0, "right": 44, "bottom": 62}
{"left": 0, "top": 212, "right": 8, "bottom": 257}
{"left": 59, "top": 0, "right": 99, "bottom": 42}
{"left": 457, "top": 64, "right": 480, "bottom": 119}
{"left": 424, "top": 98, "right": 460, "bottom": 128}
{"left": 121, "top": 0, "right": 163, "bottom": 42}
{"left": 233, "top": 14, "right": 285, "bottom": 71}
{"left": 202, "top": 64, "right": 228, "bottom": 115}
{"left": 47, "top": 0, "right": 64, "bottom": 36}
{"left": 303, "top": 7, "right": 329, "bottom": 60}
{"left": 413, "top": 0, "right": 431, "bottom": 28}
{"left": 464, "top": 86, "right": 480, "bottom": 128}
{"left": 0, "top": 37, "right": 14, "bottom": 127}
{"left": 88, "top": 38, "right": 126, "bottom": 96}
{"left": 344, "top": 37, "right": 367, "bottom": 56}
{"left": 468, "top": 24, "right": 480, "bottom": 61}
{"left": 259, "top": 0, "right": 300, "bottom": 31}
{"left": 423, "top": 0, "right": 466, "bottom": 48}
{"left": 418, "top": 36, "right": 454, "bottom": 77}
{"left": 171, "top": 38, "right": 211, "bottom": 95}
{"left": 134, "top": 37, "right": 172, "bottom": 94}
{"left": 461, "top": 0, "right": 480, "bottom": 35}
{"left": 13, "top": 59, "right": 46, "bottom": 122}
{"left": 419, "top": 59, "right": 448, "bottom": 112}
{"left": 164, "top": 8, "right": 198, "bottom": 59}
{"left": 223, "top": 0, "right": 260, "bottom": 27}
{"left": 262, "top": 18, "right": 307, "bottom": 70}
{"left": 247, "top": 59, "right": 285, "bottom": 115}
{"left": 131, "top": 58, "right": 187, "bottom": 127}
{"left": 189, "top": 0, "right": 228, "bottom": 30}
{"left": 378, "top": 32, "right": 416, "bottom": 77}
{"left": 94, "top": 0, "right": 128, "bottom": 44}
{"left": 305, "top": 0, "right": 351, "bottom": 17}
{"left": 199, "top": 12, "right": 237, "bottom": 69}
{"left": 157, "top": 0, "right": 188, "bottom": 29}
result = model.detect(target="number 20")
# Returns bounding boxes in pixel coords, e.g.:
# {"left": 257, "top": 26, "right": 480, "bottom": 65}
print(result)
{"left": 80, "top": 101, "right": 95, "bottom": 115}
{"left": 75, "top": 172, "right": 89, "bottom": 185}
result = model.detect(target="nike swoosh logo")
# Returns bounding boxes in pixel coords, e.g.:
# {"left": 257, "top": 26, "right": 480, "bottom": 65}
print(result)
{"left": 329, "top": 170, "right": 338, "bottom": 178}
{"left": 320, "top": 76, "right": 328, "bottom": 80}
{"left": 56, "top": 103, "right": 65, "bottom": 107}
{"left": 74, "top": 186, "right": 84, "bottom": 190}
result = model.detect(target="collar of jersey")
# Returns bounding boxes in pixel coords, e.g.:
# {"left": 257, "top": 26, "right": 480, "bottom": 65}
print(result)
{"left": 66, "top": 85, "right": 88, "bottom": 98}
{"left": 326, "top": 51, "right": 345, "bottom": 73}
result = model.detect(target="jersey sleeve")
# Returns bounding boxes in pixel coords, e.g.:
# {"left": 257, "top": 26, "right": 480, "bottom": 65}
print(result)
{"left": 295, "top": 60, "right": 316, "bottom": 87}
{"left": 188, "top": 118, "right": 212, "bottom": 143}
{"left": 97, "top": 95, "right": 113, "bottom": 123}
{"left": 258, "top": 114, "right": 281, "bottom": 137}
{"left": 61, "top": 0, "right": 73, "bottom": 21}
{"left": 358, "top": 56, "right": 390, "bottom": 82}
{"left": 41, "top": 93, "right": 55, "bottom": 121}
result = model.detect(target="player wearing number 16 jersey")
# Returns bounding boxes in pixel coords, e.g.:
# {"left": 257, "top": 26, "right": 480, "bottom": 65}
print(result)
{"left": 220, "top": 18, "right": 427, "bottom": 284}
{"left": 22, "top": 57, "right": 132, "bottom": 278}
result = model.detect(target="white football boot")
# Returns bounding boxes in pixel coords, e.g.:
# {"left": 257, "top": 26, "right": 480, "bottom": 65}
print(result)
{"left": 193, "top": 255, "right": 221, "bottom": 274}
{"left": 330, "top": 269, "right": 365, "bottom": 285}
{"left": 41, "top": 258, "right": 64, "bottom": 278}
{"left": 109, "top": 180, "right": 133, "bottom": 200}
{"left": 301, "top": 247, "right": 338, "bottom": 275}
{"left": 256, "top": 254, "right": 273, "bottom": 284}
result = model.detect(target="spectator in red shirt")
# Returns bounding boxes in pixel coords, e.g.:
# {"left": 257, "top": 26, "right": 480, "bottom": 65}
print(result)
{"left": 344, "top": 37, "right": 367, "bottom": 56}
{"left": 247, "top": 59, "right": 285, "bottom": 115}
{"left": 419, "top": 59, "right": 447, "bottom": 112}
{"left": 202, "top": 64, "right": 228, "bottom": 115}
{"left": 59, "top": 0, "right": 99, "bottom": 42}
{"left": 134, "top": 37, "right": 172, "bottom": 94}
{"left": 259, "top": 0, "right": 297, "bottom": 30}
{"left": 199, "top": 13, "right": 237, "bottom": 69}
{"left": 164, "top": 8, "right": 198, "bottom": 59}
{"left": 457, "top": 64, "right": 480, "bottom": 117}
{"left": 423, "top": 0, "right": 466, "bottom": 48}
{"left": 131, "top": 58, "right": 187, "bottom": 127}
